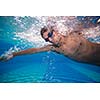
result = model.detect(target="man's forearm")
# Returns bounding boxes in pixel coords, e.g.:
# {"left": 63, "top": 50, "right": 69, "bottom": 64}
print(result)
{"left": 13, "top": 48, "right": 38, "bottom": 57}
{"left": 13, "top": 45, "right": 53, "bottom": 57}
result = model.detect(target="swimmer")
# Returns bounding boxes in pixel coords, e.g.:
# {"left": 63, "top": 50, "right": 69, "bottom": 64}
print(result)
{"left": 0, "top": 26, "right": 100, "bottom": 66}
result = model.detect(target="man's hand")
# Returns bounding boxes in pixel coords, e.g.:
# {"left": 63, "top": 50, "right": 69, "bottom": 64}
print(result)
{"left": 0, "top": 53, "right": 13, "bottom": 62}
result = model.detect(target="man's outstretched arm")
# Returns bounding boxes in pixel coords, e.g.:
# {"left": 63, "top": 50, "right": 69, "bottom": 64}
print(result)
{"left": 0, "top": 45, "right": 53, "bottom": 61}
{"left": 13, "top": 45, "right": 53, "bottom": 57}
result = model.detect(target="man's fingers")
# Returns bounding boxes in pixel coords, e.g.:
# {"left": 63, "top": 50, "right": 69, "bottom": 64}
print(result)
{"left": 0, "top": 54, "right": 14, "bottom": 62}
{"left": 0, "top": 57, "right": 3, "bottom": 60}
{"left": 0, "top": 56, "right": 4, "bottom": 61}
{"left": 0, "top": 56, "right": 8, "bottom": 61}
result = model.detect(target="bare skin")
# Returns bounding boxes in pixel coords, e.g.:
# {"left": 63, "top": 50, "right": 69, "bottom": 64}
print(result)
{"left": 0, "top": 29, "right": 100, "bottom": 66}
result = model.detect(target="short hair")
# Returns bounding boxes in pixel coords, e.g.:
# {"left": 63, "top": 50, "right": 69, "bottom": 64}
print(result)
{"left": 40, "top": 26, "right": 48, "bottom": 38}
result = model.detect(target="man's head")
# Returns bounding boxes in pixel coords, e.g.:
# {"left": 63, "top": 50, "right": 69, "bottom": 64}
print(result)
{"left": 41, "top": 27, "right": 58, "bottom": 44}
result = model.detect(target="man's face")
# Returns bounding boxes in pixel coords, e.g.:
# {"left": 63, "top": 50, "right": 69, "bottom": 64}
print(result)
{"left": 43, "top": 31, "right": 54, "bottom": 43}
{"left": 42, "top": 30, "right": 59, "bottom": 45}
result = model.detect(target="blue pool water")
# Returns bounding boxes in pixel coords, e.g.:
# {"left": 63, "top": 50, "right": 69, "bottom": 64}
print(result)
{"left": 0, "top": 16, "right": 100, "bottom": 83}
